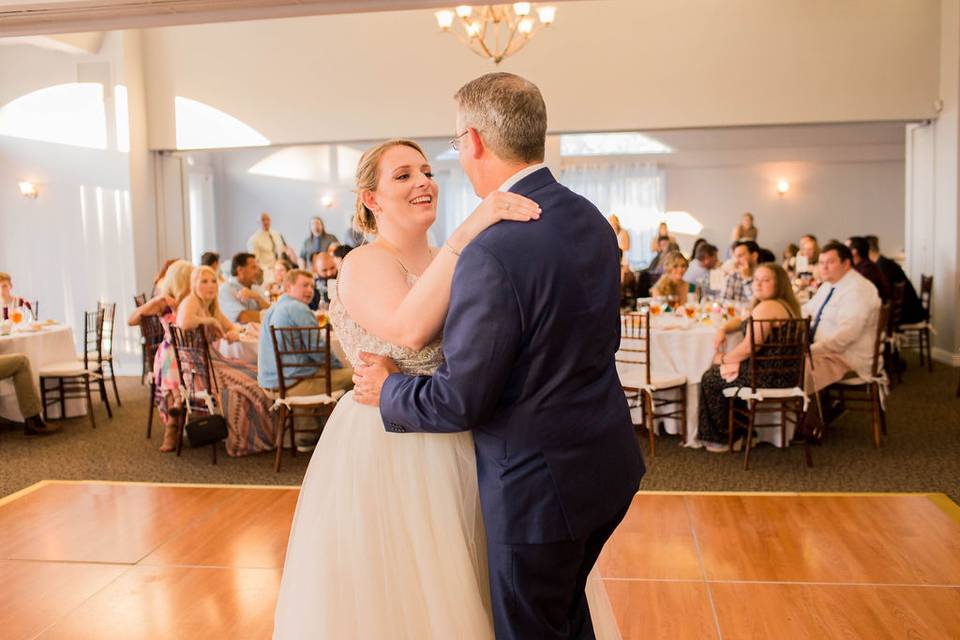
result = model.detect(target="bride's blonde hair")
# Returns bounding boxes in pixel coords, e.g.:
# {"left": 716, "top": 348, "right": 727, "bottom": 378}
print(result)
{"left": 353, "top": 138, "right": 428, "bottom": 236}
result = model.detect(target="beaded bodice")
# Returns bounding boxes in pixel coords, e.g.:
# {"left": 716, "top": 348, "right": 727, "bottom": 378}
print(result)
{"left": 328, "top": 273, "right": 444, "bottom": 376}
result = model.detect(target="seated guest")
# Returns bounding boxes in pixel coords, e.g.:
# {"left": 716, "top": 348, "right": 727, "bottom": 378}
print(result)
{"left": 269, "top": 256, "right": 297, "bottom": 300}
{"left": 651, "top": 251, "right": 690, "bottom": 305}
{"left": 782, "top": 243, "right": 799, "bottom": 276}
{"left": 200, "top": 251, "right": 224, "bottom": 283}
{"left": 219, "top": 252, "right": 270, "bottom": 324}
{"left": 757, "top": 247, "right": 777, "bottom": 264}
{"left": 326, "top": 241, "right": 342, "bottom": 257}
{"left": 332, "top": 244, "right": 353, "bottom": 272}
{"left": 848, "top": 236, "right": 890, "bottom": 300}
{"left": 698, "top": 264, "right": 801, "bottom": 452}
{"left": 646, "top": 236, "right": 678, "bottom": 275}
{"left": 620, "top": 266, "right": 638, "bottom": 309}
{"left": 310, "top": 252, "right": 339, "bottom": 311}
{"left": 801, "top": 242, "right": 881, "bottom": 419}
{"left": 649, "top": 221, "right": 677, "bottom": 253}
{"left": 722, "top": 240, "right": 759, "bottom": 304}
{"left": 689, "top": 237, "right": 708, "bottom": 262}
{"left": 865, "top": 235, "right": 926, "bottom": 323}
{"left": 684, "top": 243, "right": 720, "bottom": 298}
{"left": 150, "top": 259, "right": 178, "bottom": 297}
{"left": 127, "top": 259, "right": 194, "bottom": 452}
{"left": 0, "top": 354, "right": 60, "bottom": 435}
{"left": 797, "top": 234, "right": 821, "bottom": 281}
{"left": 0, "top": 272, "right": 33, "bottom": 313}
{"left": 258, "top": 269, "right": 353, "bottom": 451}
{"left": 179, "top": 266, "right": 280, "bottom": 457}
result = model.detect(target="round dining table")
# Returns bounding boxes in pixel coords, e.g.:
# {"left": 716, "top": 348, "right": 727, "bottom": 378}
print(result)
{"left": 0, "top": 323, "right": 85, "bottom": 421}
{"left": 625, "top": 316, "right": 795, "bottom": 448}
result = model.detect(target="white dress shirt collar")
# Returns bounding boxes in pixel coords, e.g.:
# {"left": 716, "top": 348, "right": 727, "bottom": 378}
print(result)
{"left": 497, "top": 162, "right": 549, "bottom": 192}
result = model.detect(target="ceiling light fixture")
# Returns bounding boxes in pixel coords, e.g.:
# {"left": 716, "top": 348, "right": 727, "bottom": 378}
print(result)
{"left": 434, "top": 3, "right": 557, "bottom": 64}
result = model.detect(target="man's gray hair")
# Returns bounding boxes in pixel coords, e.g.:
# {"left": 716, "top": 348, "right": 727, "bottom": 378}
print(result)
{"left": 454, "top": 73, "right": 547, "bottom": 163}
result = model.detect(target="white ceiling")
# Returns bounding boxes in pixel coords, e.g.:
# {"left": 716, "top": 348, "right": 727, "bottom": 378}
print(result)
{"left": 642, "top": 122, "right": 907, "bottom": 153}
{"left": 0, "top": 0, "right": 582, "bottom": 37}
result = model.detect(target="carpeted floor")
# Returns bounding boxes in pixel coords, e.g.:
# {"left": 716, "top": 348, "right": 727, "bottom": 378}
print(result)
{"left": 2, "top": 354, "right": 958, "bottom": 501}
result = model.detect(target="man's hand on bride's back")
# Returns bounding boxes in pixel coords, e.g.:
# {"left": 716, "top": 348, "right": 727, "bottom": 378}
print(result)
{"left": 452, "top": 192, "right": 541, "bottom": 251}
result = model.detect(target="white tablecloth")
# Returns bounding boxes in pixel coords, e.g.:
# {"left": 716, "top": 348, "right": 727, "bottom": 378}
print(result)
{"left": 217, "top": 336, "right": 259, "bottom": 364}
{"left": 623, "top": 318, "right": 794, "bottom": 448}
{"left": 0, "top": 324, "right": 85, "bottom": 420}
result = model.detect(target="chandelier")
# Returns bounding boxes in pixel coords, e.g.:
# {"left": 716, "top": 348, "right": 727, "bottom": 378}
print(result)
{"left": 434, "top": 3, "right": 557, "bottom": 65}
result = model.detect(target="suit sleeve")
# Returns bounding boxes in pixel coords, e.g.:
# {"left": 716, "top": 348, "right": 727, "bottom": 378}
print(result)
{"left": 379, "top": 243, "right": 522, "bottom": 434}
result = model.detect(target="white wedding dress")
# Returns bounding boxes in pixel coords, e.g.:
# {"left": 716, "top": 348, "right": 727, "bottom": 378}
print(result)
{"left": 273, "top": 273, "right": 620, "bottom": 639}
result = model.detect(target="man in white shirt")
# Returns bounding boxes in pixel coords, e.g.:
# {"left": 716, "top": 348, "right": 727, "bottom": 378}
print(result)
{"left": 684, "top": 242, "right": 720, "bottom": 298}
{"left": 247, "top": 212, "right": 296, "bottom": 284}
{"left": 802, "top": 241, "right": 881, "bottom": 393}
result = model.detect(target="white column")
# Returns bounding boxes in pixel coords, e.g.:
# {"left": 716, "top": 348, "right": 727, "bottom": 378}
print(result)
{"left": 905, "top": 0, "right": 960, "bottom": 365}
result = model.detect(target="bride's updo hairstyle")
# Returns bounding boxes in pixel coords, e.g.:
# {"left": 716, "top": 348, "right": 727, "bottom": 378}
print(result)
{"left": 354, "top": 138, "right": 428, "bottom": 236}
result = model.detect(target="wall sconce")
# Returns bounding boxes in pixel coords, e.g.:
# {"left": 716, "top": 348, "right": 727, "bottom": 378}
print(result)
{"left": 320, "top": 195, "right": 335, "bottom": 208}
{"left": 18, "top": 181, "right": 39, "bottom": 199}
{"left": 776, "top": 179, "right": 790, "bottom": 196}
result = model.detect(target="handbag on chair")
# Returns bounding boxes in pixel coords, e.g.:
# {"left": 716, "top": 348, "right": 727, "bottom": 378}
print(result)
{"left": 182, "top": 387, "right": 228, "bottom": 448}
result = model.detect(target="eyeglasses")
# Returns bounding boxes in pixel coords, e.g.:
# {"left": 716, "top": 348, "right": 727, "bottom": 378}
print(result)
{"left": 449, "top": 130, "right": 469, "bottom": 151}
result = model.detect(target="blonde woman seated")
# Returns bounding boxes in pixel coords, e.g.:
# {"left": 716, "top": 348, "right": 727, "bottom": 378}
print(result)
{"left": 698, "top": 263, "right": 801, "bottom": 452}
{"left": 650, "top": 251, "right": 690, "bottom": 305}
{"left": 177, "top": 265, "right": 281, "bottom": 456}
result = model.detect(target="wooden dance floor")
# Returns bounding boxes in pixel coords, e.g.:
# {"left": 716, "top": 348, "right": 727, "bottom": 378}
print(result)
{"left": 1, "top": 481, "right": 958, "bottom": 639}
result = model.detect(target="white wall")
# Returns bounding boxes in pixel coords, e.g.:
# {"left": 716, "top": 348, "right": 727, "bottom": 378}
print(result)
{"left": 0, "top": 35, "right": 145, "bottom": 372}
{"left": 141, "top": 0, "right": 941, "bottom": 149}
{"left": 663, "top": 159, "right": 906, "bottom": 259}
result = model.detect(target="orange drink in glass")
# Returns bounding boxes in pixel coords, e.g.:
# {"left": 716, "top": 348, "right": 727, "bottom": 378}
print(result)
{"left": 9, "top": 309, "right": 23, "bottom": 325}
{"left": 684, "top": 304, "right": 696, "bottom": 319}
{"left": 649, "top": 301, "right": 662, "bottom": 316}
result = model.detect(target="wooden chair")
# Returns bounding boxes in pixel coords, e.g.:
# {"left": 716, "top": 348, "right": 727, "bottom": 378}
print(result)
{"left": 169, "top": 326, "right": 221, "bottom": 464}
{"left": 96, "top": 301, "right": 121, "bottom": 407}
{"left": 824, "top": 304, "right": 890, "bottom": 449}
{"left": 269, "top": 325, "right": 339, "bottom": 472}
{"left": 616, "top": 312, "right": 687, "bottom": 456}
{"left": 133, "top": 293, "right": 149, "bottom": 384}
{"left": 138, "top": 315, "right": 165, "bottom": 438}
{"left": 722, "top": 317, "right": 811, "bottom": 469}
{"left": 885, "top": 282, "right": 905, "bottom": 388}
{"left": 898, "top": 275, "right": 933, "bottom": 372}
{"left": 38, "top": 309, "right": 112, "bottom": 429}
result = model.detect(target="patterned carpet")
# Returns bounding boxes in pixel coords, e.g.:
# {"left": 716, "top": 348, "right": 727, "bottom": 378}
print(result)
{"left": 2, "top": 353, "right": 958, "bottom": 501}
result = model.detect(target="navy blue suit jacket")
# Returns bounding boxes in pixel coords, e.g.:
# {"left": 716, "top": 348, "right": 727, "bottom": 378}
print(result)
{"left": 380, "top": 168, "right": 644, "bottom": 544}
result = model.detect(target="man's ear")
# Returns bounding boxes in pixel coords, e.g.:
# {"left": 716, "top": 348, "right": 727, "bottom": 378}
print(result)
{"left": 467, "top": 127, "right": 485, "bottom": 160}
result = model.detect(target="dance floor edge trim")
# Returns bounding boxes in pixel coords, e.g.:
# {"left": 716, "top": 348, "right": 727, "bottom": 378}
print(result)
{"left": 4, "top": 479, "right": 959, "bottom": 523}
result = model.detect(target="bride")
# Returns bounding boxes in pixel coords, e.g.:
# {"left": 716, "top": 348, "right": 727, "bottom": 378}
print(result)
{"left": 273, "top": 139, "right": 619, "bottom": 639}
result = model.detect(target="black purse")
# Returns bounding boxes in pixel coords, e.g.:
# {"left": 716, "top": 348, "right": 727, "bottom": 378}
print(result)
{"left": 185, "top": 413, "right": 228, "bottom": 448}
{"left": 182, "top": 384, "right": 227, "bottom": 448}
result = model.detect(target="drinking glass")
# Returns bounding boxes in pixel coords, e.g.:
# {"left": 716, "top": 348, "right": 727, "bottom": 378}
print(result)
{"left": 649, "top": 300, "right": 662, "bottom": 316}
{"left": 683, "top": 303, "right": 697, "bottom": 319}
{"left": 9, "top": 307, "right": 24, "bottom": 327}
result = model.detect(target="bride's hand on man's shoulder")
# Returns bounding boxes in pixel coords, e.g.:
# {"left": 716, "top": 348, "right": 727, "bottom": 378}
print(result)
{"left": 461, "top": 191, "right": 541, "bottom": 241}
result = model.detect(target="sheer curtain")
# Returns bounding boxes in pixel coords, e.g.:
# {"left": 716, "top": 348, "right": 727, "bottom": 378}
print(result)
{"left": 434, "top": 161, "right": 665, "bottom": 266}
{"left": 560, "top": 162, "right": 665, "bottom": 266}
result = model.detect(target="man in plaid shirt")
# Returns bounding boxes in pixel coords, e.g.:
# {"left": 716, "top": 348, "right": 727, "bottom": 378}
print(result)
{"left": 722, "top": 240, "right": 759, "bottom": 303}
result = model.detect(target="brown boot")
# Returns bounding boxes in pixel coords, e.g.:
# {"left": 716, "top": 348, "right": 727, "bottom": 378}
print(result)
{"left": 24, "top": 415, "right": 61, "bottom": 436}
{"left": 159, "top": 424, "right": 178, "bottom": 452}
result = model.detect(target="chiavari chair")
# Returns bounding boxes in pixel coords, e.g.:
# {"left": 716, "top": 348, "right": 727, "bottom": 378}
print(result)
{"left": 139, "top": 315, "right": 165, "bottom": 438}
{"left": 722, "top": 317, "right": 811, "bottom": 469}
{"left": 269, "top": 325, "right": 339, "bottom": 472}
{"left": 169, "top": 326, "right": 222, "bottom": 463}
{"left": 38, "top": 308, "right": 112, "bottom": 429}
{"left": 898, "top": 275, "right": 933, "bottom": 372}
{"left": 824, "top": 304, "right": 890, "bottom": 449}
{"left": 616, "top": 312, "right": 687, "bottom": 456}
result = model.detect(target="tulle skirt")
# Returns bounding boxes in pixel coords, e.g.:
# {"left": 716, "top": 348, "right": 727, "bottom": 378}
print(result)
{"left": 273, "top": 391, "right": 620, "bottom": 639}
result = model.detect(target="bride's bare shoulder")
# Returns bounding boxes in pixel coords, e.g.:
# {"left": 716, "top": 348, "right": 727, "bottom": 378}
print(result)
{"left": 337, "top": 244, "right": 407, "bottom": 303}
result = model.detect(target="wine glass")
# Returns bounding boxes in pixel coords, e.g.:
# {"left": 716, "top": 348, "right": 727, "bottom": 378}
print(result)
{"left": 683, "top": 303, "right": 697, "bottom": 319}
